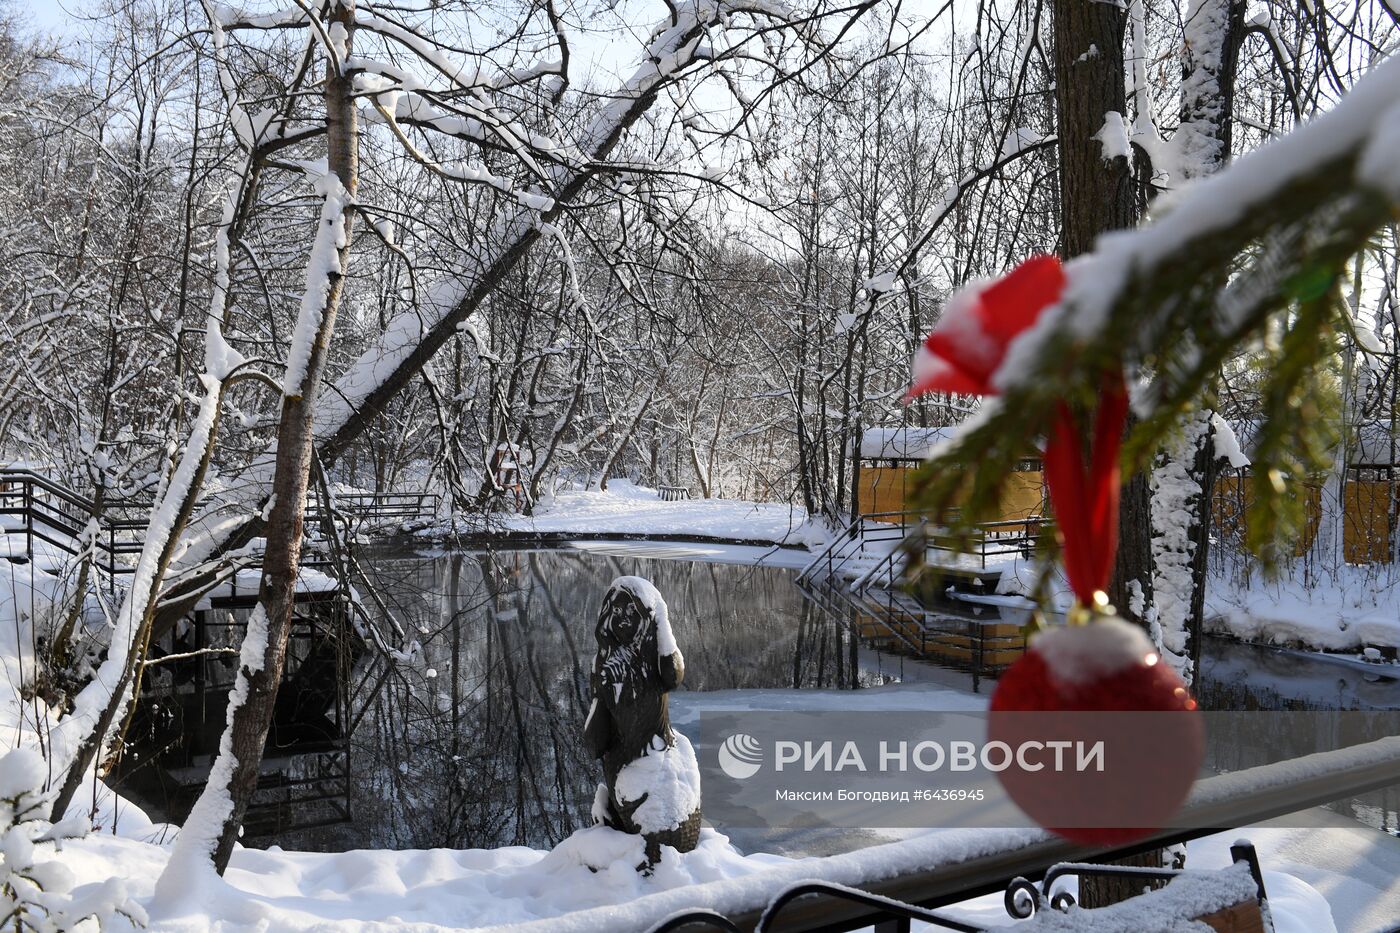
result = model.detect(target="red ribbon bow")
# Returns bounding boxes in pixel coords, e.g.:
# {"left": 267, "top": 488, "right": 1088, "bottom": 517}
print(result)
{"left": 906, "top": 255, "right": 1126, "bottom": 605}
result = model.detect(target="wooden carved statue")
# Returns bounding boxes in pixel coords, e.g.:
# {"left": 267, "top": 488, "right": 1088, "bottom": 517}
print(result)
{"left": 584, "top": 576, "right": 702, "bottom": 867}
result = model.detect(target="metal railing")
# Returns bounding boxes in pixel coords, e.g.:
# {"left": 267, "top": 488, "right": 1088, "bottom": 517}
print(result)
{"left": 798, "top": 511, "right": 1048, "bottom": 587}
{"left": 644, "top": 737, "right": 1400, "bottom": 932}
{"left": 0, "top": 469, "right": 438, "bottom": 591}
{"left": 0, "top": 468, "right": 149, "bottom": 586}
{"left": 796, "top": 511, "right": 915, "bottom": 586}
{"left": 306, "top": 490, "right": 438, "bottom": 525}
{"left": 795, "top": 510, "right": 1048, "bottom": 678}
{"left": 652, "top": 843, "right": 1266, "bottom": 932}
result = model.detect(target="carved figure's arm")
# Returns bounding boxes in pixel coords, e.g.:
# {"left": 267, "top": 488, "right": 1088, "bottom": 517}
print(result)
{"left": 658, "top": 651, "right": 685, "bottom": 691}
{"left": 584, "top": 697, "right": 612, "bottom": 759}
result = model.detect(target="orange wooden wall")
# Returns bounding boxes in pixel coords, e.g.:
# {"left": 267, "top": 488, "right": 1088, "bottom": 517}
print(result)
{"left": 1211, "top": 474, "right": 1394, "bottom": 563}
{"left": 867, "top": 462, "right": 1398, "bottom": 564}
{"left": 858, "top": 463, "right": 1044, "bottom": 523}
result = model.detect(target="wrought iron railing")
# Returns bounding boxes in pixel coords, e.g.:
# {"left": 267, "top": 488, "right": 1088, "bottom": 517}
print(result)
{"left": 651, "top": 843, "right": 1265, "bottom": 932}
{"left": 795, "top": 510, "right": 1048, "bottom": 679}
{"left": 305, "top": 490, "right": 438, "bottom": 525}
{"left": 635, "top": 736, "right": 1400, "bottom": 932}
{"left": 0, "top": 467, "right": 149, "bottom": 587}
{"left": 797, "top": 511, "right": 1047, "bottom": 587}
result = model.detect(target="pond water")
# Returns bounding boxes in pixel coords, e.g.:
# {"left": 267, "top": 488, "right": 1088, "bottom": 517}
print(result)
{"left": 277, "top": 546, "right": 880, "bottom": 853}
{"left": 128, "top": 545, "right": 1400, "bottom": 855}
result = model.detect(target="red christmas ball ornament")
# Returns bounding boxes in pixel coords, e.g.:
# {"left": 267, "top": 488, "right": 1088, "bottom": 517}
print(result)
{"left": 989, "top": 616, "right": 1204, "bottom": 846}
{"left": 905, "top": 255, "right": 1204, "bottom": 846}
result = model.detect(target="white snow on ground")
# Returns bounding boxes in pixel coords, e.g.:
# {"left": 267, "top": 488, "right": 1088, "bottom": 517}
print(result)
{"left": 23, "top": 659, "right": 1379, "bottom": 933}
{"left": 48, "top": 821, "right": 1369, "bottom": 931}
{"left": 0, "top": 543, "right": 1391, "bottom": 931}
{"left": 450, "top": 480, "right": 818, "bottom": 545}
{"left": 1205, "top": 564, "right": 1400, "bottom": 654}
{"left": 41, "top": 799, "right": 1378, "bottom": 933}
{"left": 564, "top": 538, "right": 816, "bottom": 570}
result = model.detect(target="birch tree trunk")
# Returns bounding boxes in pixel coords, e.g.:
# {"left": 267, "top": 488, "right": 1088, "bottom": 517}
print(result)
{"left": 156, "top": 0, "right": 359, "bottom": 880}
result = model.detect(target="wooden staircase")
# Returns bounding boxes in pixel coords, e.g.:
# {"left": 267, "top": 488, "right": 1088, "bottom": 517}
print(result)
{"left": 795, "top": 511, "right": 1038, "bottom": 676}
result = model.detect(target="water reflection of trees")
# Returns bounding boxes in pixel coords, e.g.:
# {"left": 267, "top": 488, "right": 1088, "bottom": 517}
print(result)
{"left": 285, "top": 549, "right": 876, "bottom": 852}
{"left": 277, "top": 549, "right": 1400, "bottom": 852}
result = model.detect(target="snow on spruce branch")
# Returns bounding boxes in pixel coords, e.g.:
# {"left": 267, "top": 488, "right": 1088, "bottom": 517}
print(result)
{"left": 993, "top": 52, "right": 1400, "bottom": 393}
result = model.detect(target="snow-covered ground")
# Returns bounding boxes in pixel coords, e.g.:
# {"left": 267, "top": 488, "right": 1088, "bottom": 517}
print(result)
{"left": 1205, "top": 563, "right": 1400, "bottom": 657}
{"left": 4, "top": 552, "right": 1399, "bottom": 931}
{"left": 441, "top": 480, "right": 820, "bottom": 546}
{"left": 562, "top": 538, "right": 817, "bottom": 570}
{"left": 54, "top": 818, "right": 1378, "bottom": 932}
{"left": 4, "top": 516, "right": 1398, "bottom": 931}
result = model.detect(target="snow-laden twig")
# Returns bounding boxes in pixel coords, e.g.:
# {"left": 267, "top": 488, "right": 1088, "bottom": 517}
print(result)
{"left": 171, "top": 0, "right": 816, "bottom": 571}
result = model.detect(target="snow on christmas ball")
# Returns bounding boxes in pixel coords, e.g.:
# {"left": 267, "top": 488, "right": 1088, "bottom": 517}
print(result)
{"left": 988, "top": 617, "right": 1203, "bottom": 846}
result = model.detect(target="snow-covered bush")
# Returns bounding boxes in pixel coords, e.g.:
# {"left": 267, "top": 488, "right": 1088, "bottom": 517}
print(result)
{"left": 0, "top": 748, "right": 144, "bottom": 931}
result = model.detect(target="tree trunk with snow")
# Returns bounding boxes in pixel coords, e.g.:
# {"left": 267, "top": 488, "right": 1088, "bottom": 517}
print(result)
{"left": 45, "top": 156, "right": 268, "bottom": 823}
{"left": 1149, "top": 0, "right": 1246, "bottom": 680}
{"left": 1053, "top": 0, "right": 1166, "bottom": 904}
{"left": 160, "top": 3, "right": 359, "bottom": 877}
